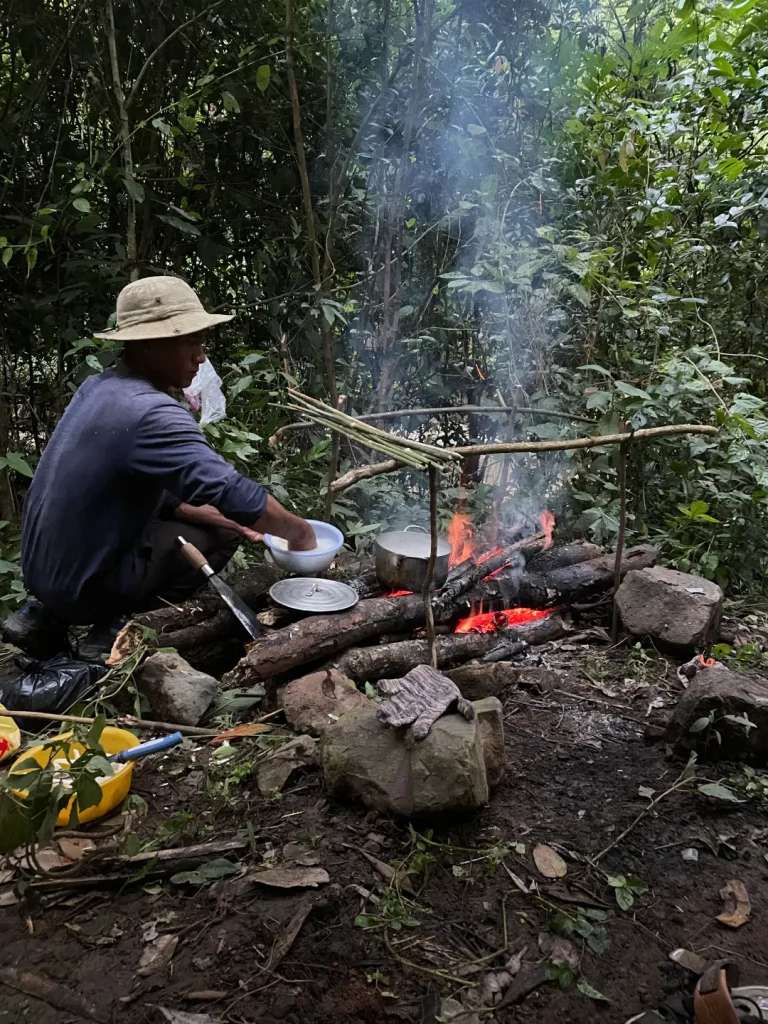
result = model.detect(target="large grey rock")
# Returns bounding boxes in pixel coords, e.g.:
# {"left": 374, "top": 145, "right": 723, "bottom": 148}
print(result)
{"left": 278, "top": 669, "right": 369, "bottom": 738}
{"left": 473, "top": 697, "right": 505, "bottom": 787}
{"left": 615, "top": 567, "right": 723, "bottom": 650}
{"left": 666, "top": 666, "right": 768, "bottom": 763}
{"left": 321, "top": 702, "right": 490, "bottom": 816}
{"left": 138, "top": 651, "right": 218, "bottom": 725}
{"left": 256, "top": 735, "right": 319, "bottom": 797}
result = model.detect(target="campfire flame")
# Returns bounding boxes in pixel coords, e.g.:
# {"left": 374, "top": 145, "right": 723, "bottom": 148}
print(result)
{"left": 448, "top": 513, "right": 475, "bottom": 567}
{"left": 386, "top": 589, "right": 413, "bottom": 597}
{"left": 540, "top": 510, "right": 555, "bottom": 549}
{"left": 455, "top": 606, "right": 553, "bottom": 635}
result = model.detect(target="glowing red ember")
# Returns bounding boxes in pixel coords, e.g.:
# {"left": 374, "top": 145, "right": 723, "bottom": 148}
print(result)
{"left": 455, "top": 606, "right": 553, "bottom": 635}
{"left": 386, "top": 589, "right": 413, "bottom": 598}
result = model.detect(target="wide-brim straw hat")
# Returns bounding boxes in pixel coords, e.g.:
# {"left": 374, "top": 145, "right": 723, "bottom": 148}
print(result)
{"left": 93, "top": 275, "right": 234, "bottom": 341}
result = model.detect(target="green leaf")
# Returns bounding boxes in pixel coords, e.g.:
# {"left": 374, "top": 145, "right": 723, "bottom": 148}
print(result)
{"left": 74, "top": 772, "right": 104, "bottom": 812}
{"left": 5, "top": 452, "right": 33, "bottom": 478}
{"left": 2, "top": 247, "right": 12, "bottom": 266}
{"left": 25, "top": 248, "right": 37, "bottom": 274}
{"left": 256, "top": 65, "right": 271, "bottom": 93}
{"left": 156, "top": 214, "right": 201, "bottom": 236}
{"left": 711, "top": 57, "right": 736, "bottom": 77}
{"left": 689, "top": 716, "right": 713, "bottom": 733}
{"left": 171, "top": 857, "right": 241, "bottom": 885}
{"left": 123, "top": 177, "right": 145, "bottom": 203}
{"left": 613, "top": 885, "right": 636, "bottom": 916}
{"left": 698, "top": 782, "right": 744, "bottom": 802}
{"left": 577, "top": 978, "right": 611, "bottom": 1003}
{"left": 715, "top": 157, "right": 746, "bottom": 181}
{"left": 222, "top": 91, "right": 240, "bottom": 113}
{"left": 615, "top": 381, "right": 651, "bottom": 400}
{"left": 228, "top": 375, "right": 253, "bottom": 399}
{"left": 86, "top": 714, "right": 107, "bottom": 749}
{"left": 73, "top": 197, "right": 91, "bottom": 214}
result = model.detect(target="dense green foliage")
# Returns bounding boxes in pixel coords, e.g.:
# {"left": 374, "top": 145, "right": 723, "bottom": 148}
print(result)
{"left": 2, "top": 0, "right": 768, "bottom": 608}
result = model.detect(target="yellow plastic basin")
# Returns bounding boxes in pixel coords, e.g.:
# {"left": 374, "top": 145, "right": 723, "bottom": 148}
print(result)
{"left": 10, "top": 725, "right": 140, "bottom": 826}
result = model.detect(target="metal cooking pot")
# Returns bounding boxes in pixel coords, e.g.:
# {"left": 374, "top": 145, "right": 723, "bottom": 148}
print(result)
{"left": 375, "top": 525, "right": 450, "bottom": 592}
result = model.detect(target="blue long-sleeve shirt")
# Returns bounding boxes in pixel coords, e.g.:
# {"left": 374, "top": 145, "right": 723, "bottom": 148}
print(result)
{"left": 21, "top": 364, "right": 268, "bottom": 619}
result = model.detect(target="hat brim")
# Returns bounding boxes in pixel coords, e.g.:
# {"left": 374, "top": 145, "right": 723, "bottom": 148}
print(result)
{"left": 93, "top": 310, "right": 234, "bottom": 342}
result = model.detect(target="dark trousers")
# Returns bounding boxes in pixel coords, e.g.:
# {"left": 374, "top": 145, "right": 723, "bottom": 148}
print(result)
{"left": 79, "top": 519, "right": 240, "bottom": 623}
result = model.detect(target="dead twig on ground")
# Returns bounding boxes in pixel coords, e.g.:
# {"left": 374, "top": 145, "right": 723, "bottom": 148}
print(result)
{"left": 0, "top": 708, "right": 220, "bottom": 737}
{"left": 591, "top": 767, "right": 696, "bottom": 864}
{"left": 0, "top": 967, "right": 105, "bottom": 1022}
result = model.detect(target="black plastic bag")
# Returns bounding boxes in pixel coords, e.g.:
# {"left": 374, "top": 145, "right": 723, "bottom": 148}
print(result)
{"left": 0, "top": 656, "right": 106, "bottom": 715}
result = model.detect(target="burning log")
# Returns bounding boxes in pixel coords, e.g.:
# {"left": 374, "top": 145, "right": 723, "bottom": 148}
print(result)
{"left": 466, "top": 544, "right": 658, "bottom": 610}
{"left": 525, "top": 540, "right": 603, "bottom": 574}
{"left": 432, "top": 532, "right": 546, "bottom": 617}
{"left": 333, "top": 614, "right": 569, "bottom": 683}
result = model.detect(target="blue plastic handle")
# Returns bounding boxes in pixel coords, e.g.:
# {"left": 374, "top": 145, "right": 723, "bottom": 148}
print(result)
{"left": 110, "top": 731, "right": 183, "bottom": 763}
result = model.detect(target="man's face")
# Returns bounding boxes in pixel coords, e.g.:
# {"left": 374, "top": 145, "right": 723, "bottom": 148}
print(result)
{"left": 136, "top": 332, "right": 207, "bottom": 389}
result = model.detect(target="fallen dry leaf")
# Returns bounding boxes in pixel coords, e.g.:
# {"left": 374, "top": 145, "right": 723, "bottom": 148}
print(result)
{"left": 106, "top": 622, "right": 143, "bottom": 666}
{"left": 717, "top": 879, "right": 751, "bottom": 929}
{"left": 208, "top": 722, "right": 273, "bottom": 745}
{"left": 249, "top": 866, "right": 329, "bottom": 889}
{"left": 533, "top": 843, "right": 567, "bottom": 879}
{"left": 157, "top": 1010, "right": 221, "bottom": 1024}
{"left": 57, "top": 837, "right": 95, "bottom": 862}
{"left": 538, "top": 932, "right": 579, "bottom": 969}
{"left": 138, "top": 934, "right": 179, "bottom": 976}
{"left": 10, "top": 844, "right": 74, "bottom": 872}
{"left": 282, "top": 842, "right": 321, "bottom": 867}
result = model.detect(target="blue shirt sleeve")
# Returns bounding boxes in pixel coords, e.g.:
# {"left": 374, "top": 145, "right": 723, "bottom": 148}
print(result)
{"left": 130, "top": 401, "right": 268, "bottom": 524}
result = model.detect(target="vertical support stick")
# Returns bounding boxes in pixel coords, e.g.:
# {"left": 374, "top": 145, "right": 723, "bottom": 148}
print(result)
{"left": 423, "top": 465, "right": 439, "bottom": 668}
{"left": 103, "top": 0, "right": 138, "bottom": 280}
{"left": 611, "top": 440, "right": 629, "bottom": 641}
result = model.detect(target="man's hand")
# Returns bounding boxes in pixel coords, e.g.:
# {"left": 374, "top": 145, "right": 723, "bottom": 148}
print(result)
{"left": 288, "top": 520, "right": 317, "bottom": 551}
{"left": 253, "top": 496, "right": 316, "bottom": 552}
{"left": 238, "top": 525, "right": 264, "bottom": 544}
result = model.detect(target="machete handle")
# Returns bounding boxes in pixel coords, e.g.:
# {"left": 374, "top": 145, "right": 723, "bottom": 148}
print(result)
{"left": 177, "top": 535, "right": 213, "bottom": 576}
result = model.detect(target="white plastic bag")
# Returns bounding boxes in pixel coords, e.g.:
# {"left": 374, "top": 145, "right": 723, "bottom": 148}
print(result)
{"left": 183, "top": 357, "right": 227, "bottom": 425}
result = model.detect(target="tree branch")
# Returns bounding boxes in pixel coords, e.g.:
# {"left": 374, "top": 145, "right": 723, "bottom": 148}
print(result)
{"left": 329, "top": 423, "right": 719, "bottom": 493}
{"left": 124, "top": 0, "right": 226, "bottom": 110}
{"left": 103, "top": 0, "right": 137, "bottom": 277}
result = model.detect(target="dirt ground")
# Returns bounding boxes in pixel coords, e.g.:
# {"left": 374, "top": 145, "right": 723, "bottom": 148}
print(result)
{"left": 2, "top": 626, "right": 768, "bottom": 1024}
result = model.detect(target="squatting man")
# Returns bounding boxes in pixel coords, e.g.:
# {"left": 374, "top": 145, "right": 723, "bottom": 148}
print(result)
{"left": 5, "top": 276, "right": 316, "bottom": 659}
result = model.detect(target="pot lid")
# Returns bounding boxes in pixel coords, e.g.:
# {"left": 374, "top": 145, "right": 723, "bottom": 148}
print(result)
{"left": 377, "top": 530, "right": 450, "bottom": 559}
{"left": 269, "top": 578, "right": 359, "bottom": 613}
